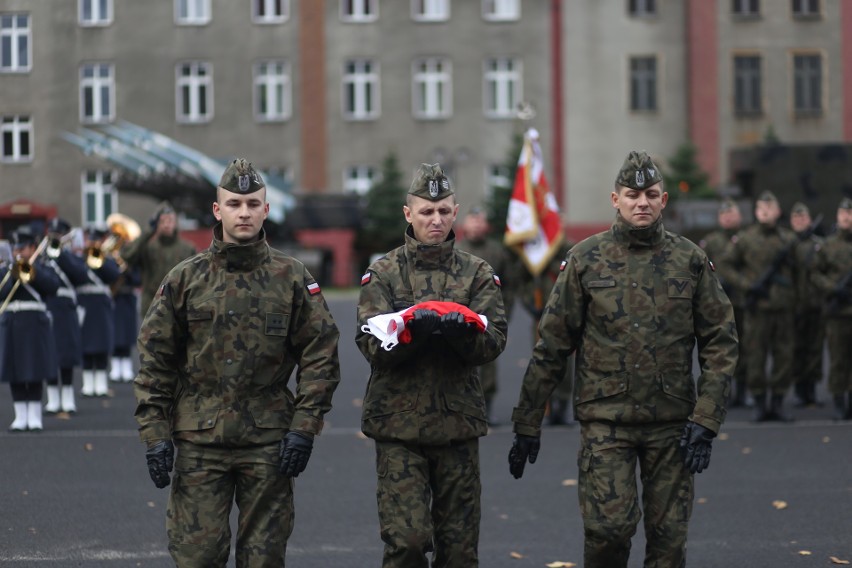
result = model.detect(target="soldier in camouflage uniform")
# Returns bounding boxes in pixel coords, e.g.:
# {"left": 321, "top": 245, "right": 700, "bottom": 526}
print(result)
{"left": 789, "top": 202, "right": 825, "bottom": 407}
{"left": 356, "top": 163, "right": 507, "bottom": 568}
{"left": 508, "top": 151, "right": 737, "bottom": 568}
{"left": 457, "top": 206, "right": 516, "bottom": 424}
{"left": 134, "top": 159, "right": 341, "bottom": 568}
{"left": 699, "top": 198, "right": 749, "bottom": 407}
{"left": 120, "top": 201, "right": 196, "bottom": 317}
{"left": 810, "top": 197, "right": 852, "bottom": 420}
{"left": 718, "top": 191, "right": 798, "bottom": 422}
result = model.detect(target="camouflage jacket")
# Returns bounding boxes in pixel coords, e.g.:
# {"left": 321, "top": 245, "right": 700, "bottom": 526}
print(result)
{"left": 792, "top": 232, "right": 825, "bottom": 310}
{"left": 699, "top": 228, "right": 742, "bottom": 307}
{"left": 134, "top": 225, "right": 340, "bottom": 447}
{"left": 717, "top": 222, "right": 798, "bottom": 310}
{"left": 512, "top": 215, "right": 737, "bottom": 437}
{"left": 810, "top": 229, "right": 852, "bottom": 317}
{"left": 457, "top": 236, "right": 517, "bottom": 317}
{"left": 121, "top": 230, "right": 196, "bottom": 317}
{"left": 356, "top": 227, "right": 507, "bottom": 445}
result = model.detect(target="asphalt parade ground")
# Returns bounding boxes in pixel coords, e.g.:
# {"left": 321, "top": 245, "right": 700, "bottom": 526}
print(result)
{"left": 1, "top": 291, "right": 850, "bottom": 567}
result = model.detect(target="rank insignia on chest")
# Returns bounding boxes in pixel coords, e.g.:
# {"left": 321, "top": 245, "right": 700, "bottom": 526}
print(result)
{"left": 307, "top": 282, "right": 321, "bottom": 296}
{"left": 493, "top": 274, "right": 501, "bottom": 287}
{"left": 560, "top": 260, "right": 567, "bottom": 271}
{"left": 361, "top": 271, "right": 371, "bottom": 286}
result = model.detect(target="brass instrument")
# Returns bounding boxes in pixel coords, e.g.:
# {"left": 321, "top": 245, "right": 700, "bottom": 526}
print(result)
{"left": 46, "top": 231, "right": 77, "bottom": 259}
{"left": 0, "top": 235, "right": 49, "bottom": 314}
{"left": 86, "top": 213, "right": 141, "bottom": 271}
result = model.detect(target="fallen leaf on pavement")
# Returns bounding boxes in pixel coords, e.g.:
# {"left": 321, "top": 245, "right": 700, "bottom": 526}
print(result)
{"left": 510, "top": 551, "right": 524, "bottom": 559}
{"left": 830, "top": 557, "right": 850, "bottom": 565}
{"left": 717, "top": 433, "right": 729, "bottom": 441}
{"left": 798, "top": 550, "right": 811, "bottom": 556}
{"left": 352, "top": 398, "right": 363, "bottom": 408}
{"left": 84, "top": 443, "right": 94, "bottom": 451}
{"left": 147, "top": 501, "right": 156, "bottom": 508}
{"left": 696, "top": 497, "right": 707, "bottom": 504}
{"left": 546, "top": 562, "right": 576, "bottom": 567}
{"left": 822, "top": 436, "right": 830, "bottom": 443}
{"left": 741, "top": 447, "right": 752, "bottom": 454}
{"left": 561, "top": 479, "right": 577, "bottom": 487}
{"left": 772, "top": 500, "right": 788, "bottom": 510}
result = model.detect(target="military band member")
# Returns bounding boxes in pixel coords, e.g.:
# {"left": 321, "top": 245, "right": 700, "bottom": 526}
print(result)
{"left": 134, "top": 158, "right": 341, "bottom": 567}
{"left": 1, "top": 226, "right": 61, "bottom": 431}
{"left": 356, "top": 163, "right": 507, "bottom": 567}
{"left": 110, "top": 263, "right": 141, "bottom": 383}
{"left": 509, "top": 151, "right": 737, "bottom": 568}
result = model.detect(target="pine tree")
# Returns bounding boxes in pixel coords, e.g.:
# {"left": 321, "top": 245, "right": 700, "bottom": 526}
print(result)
{"left": 486, "top": 132, "right": 524, "bottom": 237}
{"left": 357, "top": 152, "right": 409, "bottom": 256}
{"left": 663, "top": 141, "right": 716, "bottom": 200}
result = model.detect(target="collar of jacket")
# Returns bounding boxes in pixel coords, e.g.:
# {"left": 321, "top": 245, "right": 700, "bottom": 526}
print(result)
{"left": 758, "top": 221, "right": 779, "bottom": 235}
{"left": 611, "top": 213, "right": 665, "bottom": 249}
{"left": 404, "top": 225, "right": 456, "bottom": 269}
{"left": 156, "top": 232, "right": 178, "bottom": 245}
{"left": 210, "top": 223, "right": 269, "bottom": 272}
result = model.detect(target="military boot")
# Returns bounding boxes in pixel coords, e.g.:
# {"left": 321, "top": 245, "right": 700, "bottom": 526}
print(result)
{"left": 94, "top": 370, "right": 109, "bottom": 397}
{"left": 81, "top": 370, "right": 95, "bottom": 397}
{"left": 752, "top": 393, "right": 769, "bottom": 422}
{"left": 109, "top": 357, "right": 121, "bottom": 382}
{"left": 60, "top": 386, "right": 77, "bottom": 413}
{"left": 45, "top": 386, "right": 61, "bottom": 413}
{"left": 9, "top": 402, "right": 28, "bottom": 431}
{"left": 770, "top": 394, "right": 794, "bottom": 423}
{"left": 27, "top": 401, "right": 43, "bottom": 431}
{"left": 832, "top": 395, "right": 846, "bottom": 421}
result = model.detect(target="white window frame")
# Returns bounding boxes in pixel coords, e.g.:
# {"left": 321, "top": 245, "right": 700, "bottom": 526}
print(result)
{"left": 79, "top": 0, "right": 113, "bottom": 26}
{"left": 340, "top": 0, "right": 378, "bottom": 23}
{"left": 80, "top": 62, "right": 115, "bottom": 124}
{"left": 254, "top": 60, "right": 292, "bottom": 122}
{"left": 733, "top": 54, "right": 762, "bottom": 115}
{"left": 342, "top": 59, "right": 380, "bottom": 120}
{"left": 482, "top": 0, "right": 520, "bottom": 21}
{"left": 175, "top": 0, "right": 211, "bottom": 25}
{"left": 81, "top": 169, "right": 117, "bottom": 226}
{"left": 792, "top": 52, "right": 823, "bottom": 115}
{"left": 412, "top": 0, "right": 449, "bottom": 22}
{"left": 343, "top": 165, "right": 376, "bottom": 195}
{"left": 483, "top": 57, "right": 521, "bottom": 118}
{"left": 412, "top": 57, "right": 452, "bottom": 119}
{"left": 252, "top": 0, "right": 290, "bottom": 24}
{"left": 0, "top": 13, "right": 31, "bottom": 73}
{"left": 176, "top": 61, "right": 213, "bottom": 123}
{"left": 1, "top": 115, "right": 33, "bottom": 163}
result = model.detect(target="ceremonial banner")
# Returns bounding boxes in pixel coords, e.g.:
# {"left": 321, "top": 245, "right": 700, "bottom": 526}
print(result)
{"left": 504, "top": 128, "right": 563, "bottom": 276}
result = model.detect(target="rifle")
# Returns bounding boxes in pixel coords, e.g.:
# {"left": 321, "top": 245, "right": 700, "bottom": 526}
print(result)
{"left": 826, "top": 270, "right": 852, "bottom": 313}
{"left": 745, "top": 214, "right": 823, "bottom": 310}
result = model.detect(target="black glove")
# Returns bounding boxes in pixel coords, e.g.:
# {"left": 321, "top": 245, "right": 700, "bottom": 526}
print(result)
{"left": 145, "top": 440, "right": 174, "bottom": 489}
{"left": 679, "top": 422, "right": 715, "bottom": 474}
{"left": 508, "top": 434, "right": 540, "bottom": 479}
{"left": 440, "top": 311, "right": 473, "bottom": 339}
{"left": 407, "top": 309, "right": 440, "bottom": 339}
{"left": 279, "top": 431, "right": 314, "bottom": 478}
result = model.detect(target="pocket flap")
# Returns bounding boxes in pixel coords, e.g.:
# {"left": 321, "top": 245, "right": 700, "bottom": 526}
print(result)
{"left": 173, "top": 409, "right": 219, "bottom": 432}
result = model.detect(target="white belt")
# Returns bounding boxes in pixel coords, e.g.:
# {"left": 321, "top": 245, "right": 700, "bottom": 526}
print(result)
{"left": 76, "top": 284, "right": 111, "bottom": 295}
{"left": 3, "top": 301, "right": 46, "bottom": 312}
{"left": 57, "top": 288, "right": 76, "bottom": 299}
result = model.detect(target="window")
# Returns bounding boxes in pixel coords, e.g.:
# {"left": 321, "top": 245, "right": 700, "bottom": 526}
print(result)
{"left": 413, "top": 58, "right": 452, "bottom": 119}
{"left": 793, "top": 53, "right": 823, "bottom": 115}
{"left": 412, "top": 0, "right": 449, "bottom": 22}
{"left": 82, "top": 170, "right": 116, "bottom": 226}
{"left": 343, "top": 165, "right": 376, "bottom": 195}
{"left": 341, "top": 0, "right": 378, "bottom": 22}
{"left": 629, "top": 56, "right": 657, "bottom": 111}
{"left": 1, "top": 14, "right": 30, "bottom": 73}
{"left": 175, "top": 0, "right": 211, "bottom": 25}
{"left": 482, "top": 0, "right": 520, "bottom": 21}
{"left": 342, "top": 59, "right": 380, "bottom": 120}
{"left": 253, "top": 0, "right": 289, "bottom": 23}
{"left": 176, "top": 61, "right": 213, "bottom": 123}
{"left": 254, "top": 60, "right": 291, "bottom": 122}
{"left": 80, "top": 63, "right": 115, "bottom": 124}
{"left": 485, "top": 164, "right": 511, "bottom": 199}
{"left": 484, "top": 58, "right": 521, "bottom": 118}
{"left": 732, "top": 0, "right": 760, "bottom": 16}
{"left": 733, "top": 55, "right": 762, "bottom": 115}
{"left": 1, "top": 115, "right": 32, "bottom": 163}
{"left": 79, "top": 0, "right": 113, "bottom": 26}
{"left": 628, "top": 0, "right": 656, "bottom": 16}
{"left": 792, "top": 0, "right": 820, "bottom": 17}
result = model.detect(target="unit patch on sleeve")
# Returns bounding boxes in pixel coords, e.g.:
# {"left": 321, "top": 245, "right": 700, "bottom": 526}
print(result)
{"left": 361, "top": 271, "right": 372, "bottom": 286}
{"left": 492, "top": 273, "right": 501, "bottom": 287}
{"left": 307, "top": 282, "right": 321, "bottom": 296}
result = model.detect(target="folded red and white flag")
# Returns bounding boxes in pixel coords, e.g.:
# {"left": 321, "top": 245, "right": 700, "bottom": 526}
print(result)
{"left": 360, "top": 301, "right": 488, "bottom": 351}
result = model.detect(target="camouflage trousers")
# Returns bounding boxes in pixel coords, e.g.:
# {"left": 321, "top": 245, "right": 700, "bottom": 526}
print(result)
{"left": 578, "top": 421, "right": 693, "bottom": 568}
{"left": 825, "top": 317, "right": 852, "bottom": 394}
{"left": 375, "top": 439, "right": 481, "bottom": 568}
{"left": 743, "top": 309, "right": 795, "bottom": 395}
{"left": 792, "top": 308, "right": 825, "bottom": 395}
{"left": 167, "top": 441, "right": 294, "bottom": 568}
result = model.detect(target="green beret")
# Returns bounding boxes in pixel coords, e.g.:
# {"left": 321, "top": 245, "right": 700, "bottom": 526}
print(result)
{"left": 615, "top": 151, "right": 663, "bottom": 190}
{"left": 408, "top": 163, "right": 454, "bottom": 201}
{"left": 757, "top": 190, "right": 778, "bottom": 203}
{"left": 790, "top": 201, "right": 809, "bottom": 215}
{"left": 718, "top": 198, "right": 738, "bottom": 212}
{"left": 839, "top": 197, "right": 852, "bottom": 210}
{"left": 218, "top": 158, "right": 265, "bottom": 194}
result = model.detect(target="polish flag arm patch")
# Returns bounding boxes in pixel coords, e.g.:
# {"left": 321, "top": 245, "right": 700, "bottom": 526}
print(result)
{"left": 493, "top": 274, "right": 501, "bottom": 287}
{"left": 560, "top": 260, "right": 567, "bottom": 271}
{"left": 707, "top": 260, "right": 716, "bottom": 272}
{"left": 307, "top": 282, "right": 321, "bottom": 295}
{"left": 361, "top": 271, "right": 372, "bottom": 286}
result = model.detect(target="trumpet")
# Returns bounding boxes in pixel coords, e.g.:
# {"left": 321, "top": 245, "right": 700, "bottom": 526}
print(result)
{"left": 85, "top": 213, "right": 141, "bottom": 271}
{"left": 46, "top": 231, "right": 77, "bottom": 259}
{"left": 0, "top": 235, "right": 49, "bottom": 315}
